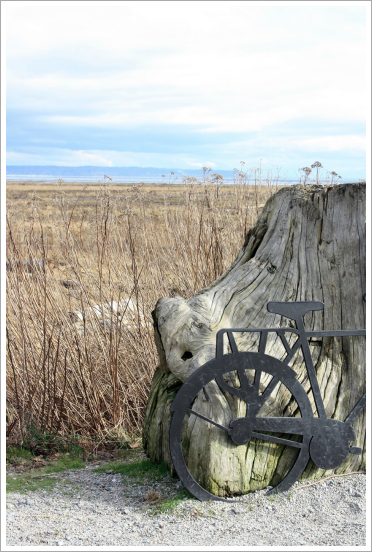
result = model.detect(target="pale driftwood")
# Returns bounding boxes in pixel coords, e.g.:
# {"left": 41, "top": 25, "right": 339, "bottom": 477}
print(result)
{"left": 143, "top": 183, "right": 366, "bottom": 497}
{"left": 69, "top": 299, "right": 145, "bottom": 336}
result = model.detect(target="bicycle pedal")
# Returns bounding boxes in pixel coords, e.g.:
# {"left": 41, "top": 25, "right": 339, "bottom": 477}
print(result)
{"left": 349, "top": 446, "right": 362, "bottom": 455}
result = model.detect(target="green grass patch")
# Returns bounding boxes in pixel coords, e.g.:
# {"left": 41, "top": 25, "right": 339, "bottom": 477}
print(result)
{"left": 41, "top": 455, "right": 85, "bottom": 474}
{"left": 94, "top": 458, "right": 170, "bottom": 482}
{"left": 7, "top": 473, "right": 57, "bottom": 494}
{"left": 153, "top": 488, "right": 194, "bottom": 514}
{"left": 94, "top": 454, "right": 196, "bottom": 512}
{"left": 7, "top": 442, "right": 86, "bottom": 465}
{"left": 22, "top": 422, "right": 86, "bottom": 457}
{"left": 6, "top": 446, "right": 36, "bottom": 465}
{"left": 6, "top": 453, "right": 85, "bottom": 494}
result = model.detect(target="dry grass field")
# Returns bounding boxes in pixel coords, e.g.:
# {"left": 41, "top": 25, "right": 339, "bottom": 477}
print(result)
{"left": 6, "top": 176, "right": 283, "bottom": 450}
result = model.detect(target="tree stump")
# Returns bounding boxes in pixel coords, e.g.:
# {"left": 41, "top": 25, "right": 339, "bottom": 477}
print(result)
{"left": 143, "top": 183, "right": 366, "bottom": 496}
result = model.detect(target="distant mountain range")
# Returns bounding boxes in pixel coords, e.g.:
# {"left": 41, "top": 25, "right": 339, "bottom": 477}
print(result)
{"left": 6, "top": 165, "right": 236, "bottom": 179}
{"left": 6, "top": 166, "right": 361, "bottom": 184}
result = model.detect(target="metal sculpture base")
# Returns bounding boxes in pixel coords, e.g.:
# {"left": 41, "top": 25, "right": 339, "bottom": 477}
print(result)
{"left": 169, "top": 301, "right": 366, "bottom": 501}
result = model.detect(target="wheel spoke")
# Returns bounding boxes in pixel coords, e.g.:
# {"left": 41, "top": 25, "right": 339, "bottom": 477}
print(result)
{"left": 170, "top": 352, "right": 314, "bottom": 502}
{"left": 253, "top": 369, "right": 261, "bottom": 392}
{"left": 187, "top": 408, "right": 231, "bottom": 433}
{"left": 344, "top": 393, "right": 366, "bottom": 424}
{"left": 251, "top": 431, "right": 303, "bottom": 449}
{"left": 237, "top": 366, "right": 250, "bottom": 393}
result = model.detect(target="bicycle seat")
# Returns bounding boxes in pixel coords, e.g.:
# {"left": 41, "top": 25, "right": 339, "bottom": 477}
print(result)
{"left": 267, "top": 301, "right": 324, "bottom": 320}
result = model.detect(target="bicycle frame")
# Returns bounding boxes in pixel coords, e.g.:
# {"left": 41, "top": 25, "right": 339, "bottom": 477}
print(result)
{"left": 215, "top": 322, "right": 366, "bottom": 420}
{"left": 169, "top": 300, "right": 366, "bottom": 501}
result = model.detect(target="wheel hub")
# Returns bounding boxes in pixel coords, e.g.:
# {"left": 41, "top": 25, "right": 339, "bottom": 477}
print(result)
{"left": 229, "top": 417, "right": 253, "bottom": 446}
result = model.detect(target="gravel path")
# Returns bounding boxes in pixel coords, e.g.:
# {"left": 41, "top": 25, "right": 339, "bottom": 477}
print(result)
{"left": 6, "top": 464, "right": 367, "bottom": 547}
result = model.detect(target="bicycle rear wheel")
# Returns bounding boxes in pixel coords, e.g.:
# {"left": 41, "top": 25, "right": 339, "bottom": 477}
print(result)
{"left": 169, "top": 352, "right": 313, "bottom": 501}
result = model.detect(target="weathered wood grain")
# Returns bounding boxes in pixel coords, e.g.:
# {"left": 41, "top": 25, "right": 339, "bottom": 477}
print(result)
{"left": 143, "top": 183, "right": 366, "bottom": 496}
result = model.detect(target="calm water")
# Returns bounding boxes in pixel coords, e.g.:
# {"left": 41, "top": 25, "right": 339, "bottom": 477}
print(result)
{"left": 4, "top": 174, "right": 288, "bottom": 184}
{"left": 5, "top": 175, "right": 361, "bottom": 185}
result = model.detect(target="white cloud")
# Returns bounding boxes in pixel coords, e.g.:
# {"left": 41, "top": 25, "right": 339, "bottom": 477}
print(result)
{"left": 10, "top": 74, "right": 364, "bottom": 135}
{"left": 7, "top": 131, "right": 365, "bottom": 170}
{"left": 296, "top": 135, "right": 366, "bottom": 152}
{"left": 187, "top": 161, "right": 217, "bottom": 168}
{"left": 6, "top": 148, "right": 221, "bottom": 169}
{"left": 5, "top": 2, "right": 367, "bottom": 177}
{"left": 6, "top": 149, "right": 113, "bottom": 166}
{"left": 6, "top": 2, "right": 365, "bottom": 57}
{"left": 6, "top": 2, "right": 367, "bottom": 134}
{"left": 222, "top": 133, "right": 366, "bottom": 155}
{"left": 75, "top": 151, "right": 113, "bottom": 166}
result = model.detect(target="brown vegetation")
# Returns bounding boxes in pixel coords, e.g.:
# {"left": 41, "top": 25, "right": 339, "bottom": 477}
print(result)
{"left": 6, "top": 176, "right": 282, "bottom": 446}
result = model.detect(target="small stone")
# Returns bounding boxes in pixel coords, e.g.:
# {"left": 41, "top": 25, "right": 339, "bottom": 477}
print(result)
{"left": 349, "top": 503, "right": 362, "bottom": 512}
{"left": 349, "top": 488, "right": 362, "bottom": 497}
{"left": 105, "top": 470, "right": 114, "bottom": 474}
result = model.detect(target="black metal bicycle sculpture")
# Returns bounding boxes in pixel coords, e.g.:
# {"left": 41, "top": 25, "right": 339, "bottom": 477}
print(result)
{"left": 169, "top": 301, "right": 366, "bottom": 502}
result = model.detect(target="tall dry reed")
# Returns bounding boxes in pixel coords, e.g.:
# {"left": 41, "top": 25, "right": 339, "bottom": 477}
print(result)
{"left": 6, "top": 177, "right": 278, "bottom": 445}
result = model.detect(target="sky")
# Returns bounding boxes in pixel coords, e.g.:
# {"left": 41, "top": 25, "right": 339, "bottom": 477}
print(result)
{"left": 4, "top": 1, "right": 370, "bottom": 178}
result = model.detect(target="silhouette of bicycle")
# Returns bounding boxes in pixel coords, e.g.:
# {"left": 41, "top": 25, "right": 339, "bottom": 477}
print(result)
{"left": 169, "top": 301, "right": 366, "bottom": 501}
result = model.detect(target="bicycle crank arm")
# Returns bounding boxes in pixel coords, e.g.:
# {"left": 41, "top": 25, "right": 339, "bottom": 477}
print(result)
{"left": 229, "top": 416, "right": 306, "bottom": 446}
{"left": 251, "top": 417, "right": 306, "bottom": 434}
{"left": 229, "top": 416, "right": 364, "bottom": 460}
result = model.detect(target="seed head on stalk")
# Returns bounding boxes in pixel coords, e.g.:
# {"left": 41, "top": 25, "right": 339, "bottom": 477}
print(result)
{"left": 311, "top": 161, "right": 323, "bottom": 184}
{"left": 299, "top": 167, "right": 312, "bottom": 185}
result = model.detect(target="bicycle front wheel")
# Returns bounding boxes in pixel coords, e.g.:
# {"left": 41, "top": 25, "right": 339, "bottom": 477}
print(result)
{"left": 169, "top": 352, "right": 313, "bottom": 501}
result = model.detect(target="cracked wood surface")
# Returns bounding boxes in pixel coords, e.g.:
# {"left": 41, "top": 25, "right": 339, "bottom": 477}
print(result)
{"left": 143, "top": 183, "right": 366, "bottom": 496}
